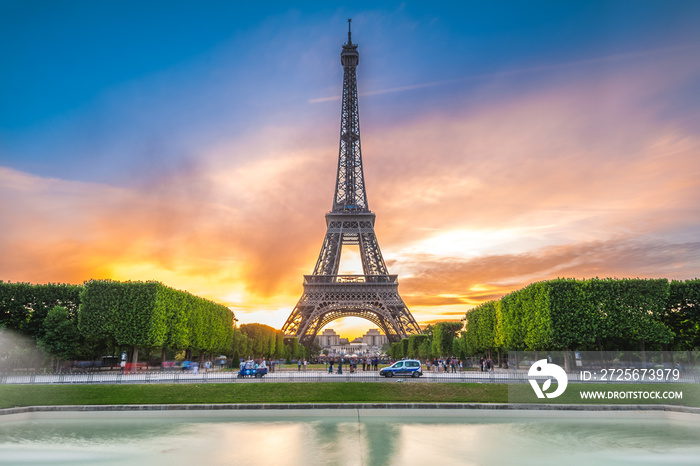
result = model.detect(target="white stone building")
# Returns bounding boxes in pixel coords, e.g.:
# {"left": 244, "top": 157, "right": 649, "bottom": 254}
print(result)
{"left": 316, "top": 328, "right": 387, "bottom": 357}
{"left": 316, "top": 328, "right": 340, "bottom": 347}
{"left": 362, "top": 329, "right": 387, "bottom": 347}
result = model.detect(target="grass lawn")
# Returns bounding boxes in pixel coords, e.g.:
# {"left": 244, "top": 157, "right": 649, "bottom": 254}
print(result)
{"left": 1, "top": 382, "right": 696, "bottom": 409}
{"left": 0, "top": 382, "right": 507, "bottom": 409}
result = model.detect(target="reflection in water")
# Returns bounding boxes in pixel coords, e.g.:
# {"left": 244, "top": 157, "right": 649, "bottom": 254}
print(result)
{"left": 363, "top": 422, "right": 400, "bottom": 466}
{"left": 0, "top": 413, "right": 699, "bottom": 465}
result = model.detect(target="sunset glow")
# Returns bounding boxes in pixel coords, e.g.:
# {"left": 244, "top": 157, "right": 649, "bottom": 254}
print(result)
{"left": 2, "top": 3, "right": 699, "bottom": 340}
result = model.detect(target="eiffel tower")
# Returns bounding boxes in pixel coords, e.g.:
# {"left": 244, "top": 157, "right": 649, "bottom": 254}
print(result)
{"left": 282, "top": 20, "right": 422, "bottom": 345}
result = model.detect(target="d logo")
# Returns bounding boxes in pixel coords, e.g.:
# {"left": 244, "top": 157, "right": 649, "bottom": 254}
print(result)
{"left": 528, "top": 359, "right": 568, "bottom": 399}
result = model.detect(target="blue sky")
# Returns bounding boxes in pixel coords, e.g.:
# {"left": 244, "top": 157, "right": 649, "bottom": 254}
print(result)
{"left": 2, "top": 1, "right": 700, "bottom": 337}
{"left": 4, "top": 1, "right": 699, "bottom": 181}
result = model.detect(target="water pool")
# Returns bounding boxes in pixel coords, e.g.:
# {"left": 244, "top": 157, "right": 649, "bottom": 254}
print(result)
{"left": 1, "top": 409, "right": 698, "bottom": 466}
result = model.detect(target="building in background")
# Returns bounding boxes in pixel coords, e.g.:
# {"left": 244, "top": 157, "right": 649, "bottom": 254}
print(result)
{"left": 316, "top": 328, "right": 387, "bottom": 357}
{"left": 362, "top": 329, "right": 387, "bottom": 347}
{"left": 316, "top": 328, "right": 341, "bottom": 347}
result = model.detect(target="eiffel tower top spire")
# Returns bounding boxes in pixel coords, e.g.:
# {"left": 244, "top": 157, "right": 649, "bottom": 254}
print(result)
{"left": 333, "top": 18, "right": 367, "bottom": 213}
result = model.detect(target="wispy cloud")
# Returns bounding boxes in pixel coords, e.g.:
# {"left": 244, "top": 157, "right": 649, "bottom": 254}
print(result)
{"left": 310, "top": 41, "right": 700, "bottom": 104}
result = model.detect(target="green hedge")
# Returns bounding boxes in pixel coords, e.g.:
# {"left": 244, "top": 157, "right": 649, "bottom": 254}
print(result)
{"left": 78, "top": 280, "right": 234, "bottom": 362}
{"left": 664, "top": 279, "right": 700, "bottom": 350}
{"left": 464, "top": 278, "right": 698, "bottom": 353}
{"left": 0, "top": 282, "right": 81, "bottom": 339}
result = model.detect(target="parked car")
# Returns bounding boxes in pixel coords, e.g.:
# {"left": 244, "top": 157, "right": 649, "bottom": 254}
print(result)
{"left": 379, "top": 359, "right": 423, "bottom": 378}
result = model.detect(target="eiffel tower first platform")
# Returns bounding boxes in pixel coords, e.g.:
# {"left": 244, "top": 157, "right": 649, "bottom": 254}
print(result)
{"left": 282, "top": 20, "right": 422, "bottom": 346}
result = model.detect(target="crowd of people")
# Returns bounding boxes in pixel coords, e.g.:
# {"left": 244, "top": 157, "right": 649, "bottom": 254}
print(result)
{"left": 424, "top": 357, "right": 463, "bottom": 372}
{"left": 236, "top": 356, "right": 500, "bottom": 373}
{"left": 479, "top": 356, "right": 495, "bottom": 372}
{"left": 325, "top": 356, "right": 382, "bottom": 374}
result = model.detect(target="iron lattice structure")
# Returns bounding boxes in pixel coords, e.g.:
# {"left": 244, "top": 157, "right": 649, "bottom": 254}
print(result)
{"left": 282, "top": 21, "right": 422, "bottom": 346}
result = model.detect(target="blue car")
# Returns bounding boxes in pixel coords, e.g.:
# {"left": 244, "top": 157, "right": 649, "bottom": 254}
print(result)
{"left": 380, "top": 359, "right": 423, "bottom": 378}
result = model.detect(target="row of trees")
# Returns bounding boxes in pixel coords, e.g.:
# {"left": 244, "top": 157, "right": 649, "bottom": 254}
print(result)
{"left": 232, "top": 323, "right": 313, "bottom": 363}
{"left": 1, "top": 281, "right": 314, "bottom": 370}
{"left": 1, "top": 280, "right": 236, "bottom": 368}
{"left": 79, "top": 280, "right": 235, "bottom": 365}
{"left": 388, "top": 322, "right": 465, "bottom": 361}
{"left": 463, "top": 278, "right": 700, "bottom": 360}
{"left": 6, "top": 277, "right": 697, "bottom": 370}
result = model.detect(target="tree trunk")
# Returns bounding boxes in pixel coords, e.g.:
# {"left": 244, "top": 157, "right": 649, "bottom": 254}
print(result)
{"left": 662, "top": 345, "right": 672, "bottom": 366}
{"left": 132, "top": 345, "right": 139, "bottom": 368}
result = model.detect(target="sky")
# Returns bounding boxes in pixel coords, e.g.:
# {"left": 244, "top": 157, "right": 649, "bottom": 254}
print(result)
{"left": 1, "top": 1, "right": 700, "bottom": 340}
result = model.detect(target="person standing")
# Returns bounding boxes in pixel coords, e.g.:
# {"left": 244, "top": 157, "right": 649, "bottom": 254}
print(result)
{"left": 298, "top": 359, "right": 301, "bottom": 371}
{"left": 303, "top": 359, "right": 307, "bottom": 371}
